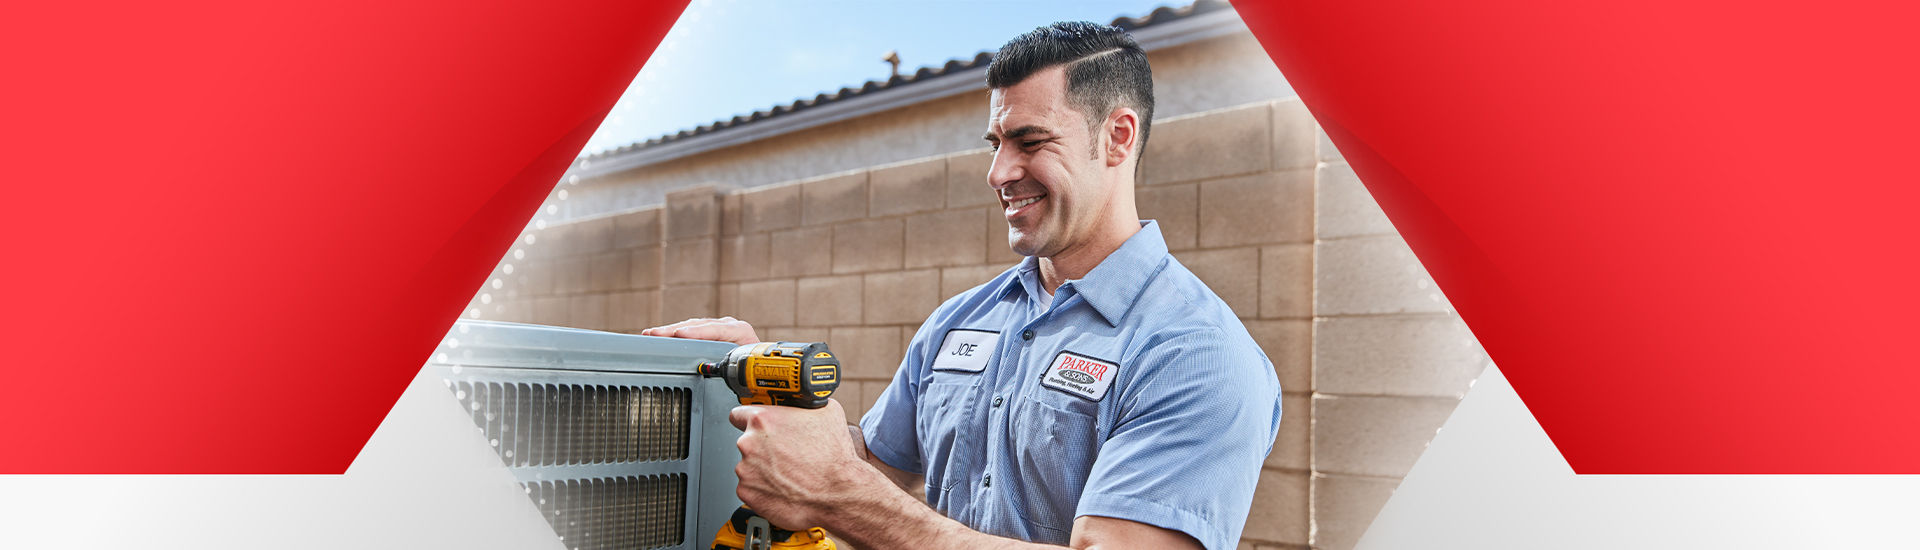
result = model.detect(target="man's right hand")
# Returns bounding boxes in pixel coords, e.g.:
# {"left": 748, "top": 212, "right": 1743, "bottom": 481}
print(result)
{"left": 640, "top": 316, "right": 761, "bottom": 345}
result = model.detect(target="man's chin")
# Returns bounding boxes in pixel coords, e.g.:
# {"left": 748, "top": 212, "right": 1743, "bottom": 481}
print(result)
{"left": 1006, "top": 233, "right": 1052, "bottom": 258}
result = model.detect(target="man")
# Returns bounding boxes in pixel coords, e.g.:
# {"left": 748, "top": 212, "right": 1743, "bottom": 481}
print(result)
{"left": 644, "top": 22, "right": 1280, "bottom": 550}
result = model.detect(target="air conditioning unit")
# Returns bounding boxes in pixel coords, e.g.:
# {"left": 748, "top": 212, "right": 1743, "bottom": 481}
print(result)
{"left": 428, "top": 320, "right": 744, "bottom": 550}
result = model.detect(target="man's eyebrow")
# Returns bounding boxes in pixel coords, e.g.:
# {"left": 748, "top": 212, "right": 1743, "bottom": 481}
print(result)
{"left": 983, "top": 125, "right": 1055, "bottom": 142}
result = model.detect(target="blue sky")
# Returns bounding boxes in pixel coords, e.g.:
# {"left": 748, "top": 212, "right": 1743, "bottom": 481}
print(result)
{"left": 580, "top": 0, "right": 1186, "bottom": 156}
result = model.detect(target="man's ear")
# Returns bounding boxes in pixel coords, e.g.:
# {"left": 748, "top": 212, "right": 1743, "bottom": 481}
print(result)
{"left": 1104, "top": 107, "right": 1141, "bottom": 168}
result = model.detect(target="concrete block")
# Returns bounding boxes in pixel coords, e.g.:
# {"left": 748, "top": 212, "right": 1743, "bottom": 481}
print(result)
{"left": 836, "top": 382, "right": 865, "bottom": 423}
{"left": 1199, "top": 170, "right": 1314, "bottom": 248}
{"left": 569, "top": 217, "right": 615, "bottom": 256}
{"left": 663, "top": 239, "right": 717, "bottom": 286}
{"left": 904, "top": 209, "right": 987, "bottom": 268}
{"left": 985, "top": 207, "right": 1023, "bottom": 264}
{"left": 1312, "top": 395, "right": 1458, "bottom": 478}
{"left": 607, "top": 290, "right": 658, "bottom": 333}
{"left": 863, "top": 269, "right": 941, "bottom": 325}
{"left": 720, "top": 192, "right": 742, "bottom": 237}
{"left": 1315, "top": 315, "right": 1487, "bottom": 398}
{"left": 946, "top": 148, "right": 997, "bottom": 209}
{"left": 1272, "top": 99, "right": 1318, "bottom": 172}
{"left": 588, "top": 251, "right": 630, "bottom": 292}
{"left": 716, "top": 282, "right": 739, "bottom": 319}
{"left": 531, "top": 296, "right": 569, "bottom": 326}
{"left": 1316, "top": 163, "right": 1396, "bottom": 239}
{"left": 1312, "top": 474, "right": 1399, "bottom": 550}
{"left": 538, "top": 224, "right": 572, "bottom": 258}
{"left": 719, "top": 234, "right": 771, "bottom": 282}
{"left": 802, "top": 171, "right": 869, "bottom": 226}
{"left": 553, "top": 256, "right": 590, "bottom": 295}
{"left": 768, "top": 225, "right": 834, "bottom": 278}
{"left": 1136, "top": 183, "right": 1198, "bottom": 251}
{"left": 941, "top": 264, "right": 1011, "bottom": 298}
{"left": 519, "top": 259, "right": 554, "bottom": 296}
{"left": 761, "top": 326, "right": 829, "bottom": 345}
{"left": 568, "top": 295, "right": 607, "bottom": 330}
{"left": 611, "top": 208, "right": 661, "bottom": 249}
{"left": 1259, "top": 244, "right": 1312, "bottom": 319}
{"left": 1141, "top": 103, "right": 1272, "bottom": 186}
{"left": 741, "top": 183, "right": 802, "bottom": 234}
{"left": 665, "top": 185, "right": 719, "bottom": 241}
{"left": 628, "top": 246, "right": 661, "bottom": 290}
{"left": 659, "top": 284, "right": 714, "bottom": 322}
{"left": 1244, "top": 319, "right": 1311, "bottom": 393}
{"left": 1240, "top": 469, "right": 1308, "bottom": 545}
{"left": 1318, "top": 126, "right": 1346, "bottom": 164}
{"left": 795, "top": 275, "right": 863, "bottom": 327}
{"left": 829, "top": 326, "right": 904, "bottom": 379}
{"left": 860, "top": 381, "right": 890, "bottom": 420}
{"left": 1175, "top": 248, "right": 1259, "bottom": 318}
{"left": 1314, "top": 236, "right": 1452, "bottom": 315}
{"left": 870, "top": 157, "right": 946, "bottom": 217}
{"left": 736, "top": 278, "right": 797, "bottom": 328}
{"left": 1264, "top": 394, "right": 1311, "bottom": 471}
{"left": 832, "top": 219, "right": 904, "bottom": 274}
{"left": 526, "top": 224, "right": 567, "bottom": 260}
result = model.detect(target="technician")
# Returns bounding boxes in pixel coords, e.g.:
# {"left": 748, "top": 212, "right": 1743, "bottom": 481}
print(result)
{"left": 645, "top": 21, "right": 1281, "bottom": 550}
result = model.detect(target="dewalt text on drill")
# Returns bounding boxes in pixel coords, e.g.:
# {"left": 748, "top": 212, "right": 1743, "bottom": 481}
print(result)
{"left": 697, "top": 341, "right": 842, "bottom": 550}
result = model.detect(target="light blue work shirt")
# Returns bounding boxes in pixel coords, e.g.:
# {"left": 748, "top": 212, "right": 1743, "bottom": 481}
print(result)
{"left": 860, "top": 221, "right": 1282, "bottom": 550}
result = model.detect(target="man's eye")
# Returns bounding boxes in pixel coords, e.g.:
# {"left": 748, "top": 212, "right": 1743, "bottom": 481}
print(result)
{"left": 1021, "top": 140, "right": 1044, "bottom": 149}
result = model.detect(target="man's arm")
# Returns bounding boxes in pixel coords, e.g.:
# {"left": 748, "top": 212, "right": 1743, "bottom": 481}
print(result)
{"left": 733, "top": 403, "right": 1203, "bottom": 550}
{"left": 846, "top": 424, "right": 926, "bottom": 499}
{"left": 649, "top": 317, "right": 1205, "bottom": 549}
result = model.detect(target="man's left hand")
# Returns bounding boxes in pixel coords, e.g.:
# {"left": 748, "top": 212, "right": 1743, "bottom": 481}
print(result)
{"left": 728, "top": 398, "right": 872, "bottom": 530}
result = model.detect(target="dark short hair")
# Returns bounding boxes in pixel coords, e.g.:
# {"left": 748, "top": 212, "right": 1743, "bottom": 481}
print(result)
{"left": 987, "top": 21, "right": 1155, "bottom": 157}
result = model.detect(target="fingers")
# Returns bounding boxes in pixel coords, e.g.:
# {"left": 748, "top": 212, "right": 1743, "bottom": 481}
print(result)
{"left": 639, "top": 317, "right": 711, "bottom": 337}
{"left": 640, "top": 316, "right": 761, "bottom": 344}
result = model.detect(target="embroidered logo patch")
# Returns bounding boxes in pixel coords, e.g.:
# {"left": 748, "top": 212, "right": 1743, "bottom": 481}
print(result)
{"left": 1041, "top": 351, "right": 1119, "bottom": 401}
{"left": 931, "top": 329, "right": 998, "bottom": 373}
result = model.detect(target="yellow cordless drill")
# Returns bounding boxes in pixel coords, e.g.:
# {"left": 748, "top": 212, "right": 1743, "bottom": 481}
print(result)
{"left": 697, "top": 341, "right": 842, "bottom": 550}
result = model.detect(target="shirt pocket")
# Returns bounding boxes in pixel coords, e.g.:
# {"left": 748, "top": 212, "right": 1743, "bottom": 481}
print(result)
{"left": 1009, "top": 391, "right": 1101, "bottom": 536}
{"left": 917, "top": 375, "right": 984, "bottom": 493}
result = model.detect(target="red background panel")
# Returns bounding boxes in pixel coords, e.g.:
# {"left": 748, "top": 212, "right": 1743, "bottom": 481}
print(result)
{"left": 1237, "top": 1, "right": 1920, "bottom": 473}
{"left": 0, "top": 1, "right": 686, "bottom": 473}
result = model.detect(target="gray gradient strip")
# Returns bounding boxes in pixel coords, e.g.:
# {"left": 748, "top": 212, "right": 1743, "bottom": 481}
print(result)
{"left": 1357, "top": 366, "right": 1920, "bottom": 549}
{"left": 0, "top": 367, "right": 565, "bottom": 550}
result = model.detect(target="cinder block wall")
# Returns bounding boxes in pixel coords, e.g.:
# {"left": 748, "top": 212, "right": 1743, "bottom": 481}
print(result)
{"left": 479, "top": 98, "right": 1489, "bottom": 550}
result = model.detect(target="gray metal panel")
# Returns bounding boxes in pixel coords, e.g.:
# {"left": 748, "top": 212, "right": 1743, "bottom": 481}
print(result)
{"left": 430, "top": 320, "right": 744, "bottom": 550}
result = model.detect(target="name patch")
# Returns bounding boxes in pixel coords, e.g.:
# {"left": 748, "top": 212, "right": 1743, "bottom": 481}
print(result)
{"left": 931, "top": 329, "right": 999, "bottom": 373}
{"left": 1041, "top": 351, "right": 1119, "bottom": 401}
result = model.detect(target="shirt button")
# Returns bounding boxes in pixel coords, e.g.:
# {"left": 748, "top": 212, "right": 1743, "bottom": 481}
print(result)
{"left": 993, "top": 396, "right": 1004, "bottom": 408}
{"left": 1021, "top": 329, "right": 1035, "bottom": 341}
{"left": 983, "top": 474, "right": 992, "bottom": 487}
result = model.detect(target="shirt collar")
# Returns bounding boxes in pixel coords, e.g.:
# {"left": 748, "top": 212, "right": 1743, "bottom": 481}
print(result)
{"left": 1001, "top": 221, "right": 1170, "bottom": 326}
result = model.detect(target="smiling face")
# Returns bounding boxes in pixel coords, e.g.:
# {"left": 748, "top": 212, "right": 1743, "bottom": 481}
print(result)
{"left": 984, "top": 66, "right": 1115, "bottom": 259}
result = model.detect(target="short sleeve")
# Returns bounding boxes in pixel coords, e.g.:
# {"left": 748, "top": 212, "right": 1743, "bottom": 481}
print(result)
{"left": 858, "top": 323, "right": 933, "bottom": 475}
{"left": 1074, "top": 330, "right": 1282, "bottom": 550}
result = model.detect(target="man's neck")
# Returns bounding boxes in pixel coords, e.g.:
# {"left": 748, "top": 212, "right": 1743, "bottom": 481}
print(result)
{"left": 1037, "top": 216, "right": 1141, "bottom": 294}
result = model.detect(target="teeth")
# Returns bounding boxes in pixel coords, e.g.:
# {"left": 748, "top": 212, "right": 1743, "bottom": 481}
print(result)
{"left": 1009, "top": 197, "right": 1040, "bottom": 208}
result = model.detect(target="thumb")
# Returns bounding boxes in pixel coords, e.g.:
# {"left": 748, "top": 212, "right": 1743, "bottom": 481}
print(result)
{"left": 729, "top": 405, "right": 767, "bottom": 431}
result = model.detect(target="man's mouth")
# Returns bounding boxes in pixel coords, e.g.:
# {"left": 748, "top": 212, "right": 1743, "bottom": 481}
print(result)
{"left": 1004, "top": 194, "right": 1046, "bottom": 218}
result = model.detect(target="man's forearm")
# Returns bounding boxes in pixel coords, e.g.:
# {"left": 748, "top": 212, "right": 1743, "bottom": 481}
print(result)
{"left": 821, "top": 464, "right": 1065, "bottom": 550}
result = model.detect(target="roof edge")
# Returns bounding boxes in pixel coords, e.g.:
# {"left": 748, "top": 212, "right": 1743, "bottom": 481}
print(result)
{"left": 570, "top": 5, "right": 1246, "bottom": 180}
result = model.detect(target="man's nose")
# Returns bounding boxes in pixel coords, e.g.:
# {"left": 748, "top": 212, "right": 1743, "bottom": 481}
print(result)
{"left": 986, "top": 147, "right": 1023, "bottom": 191}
